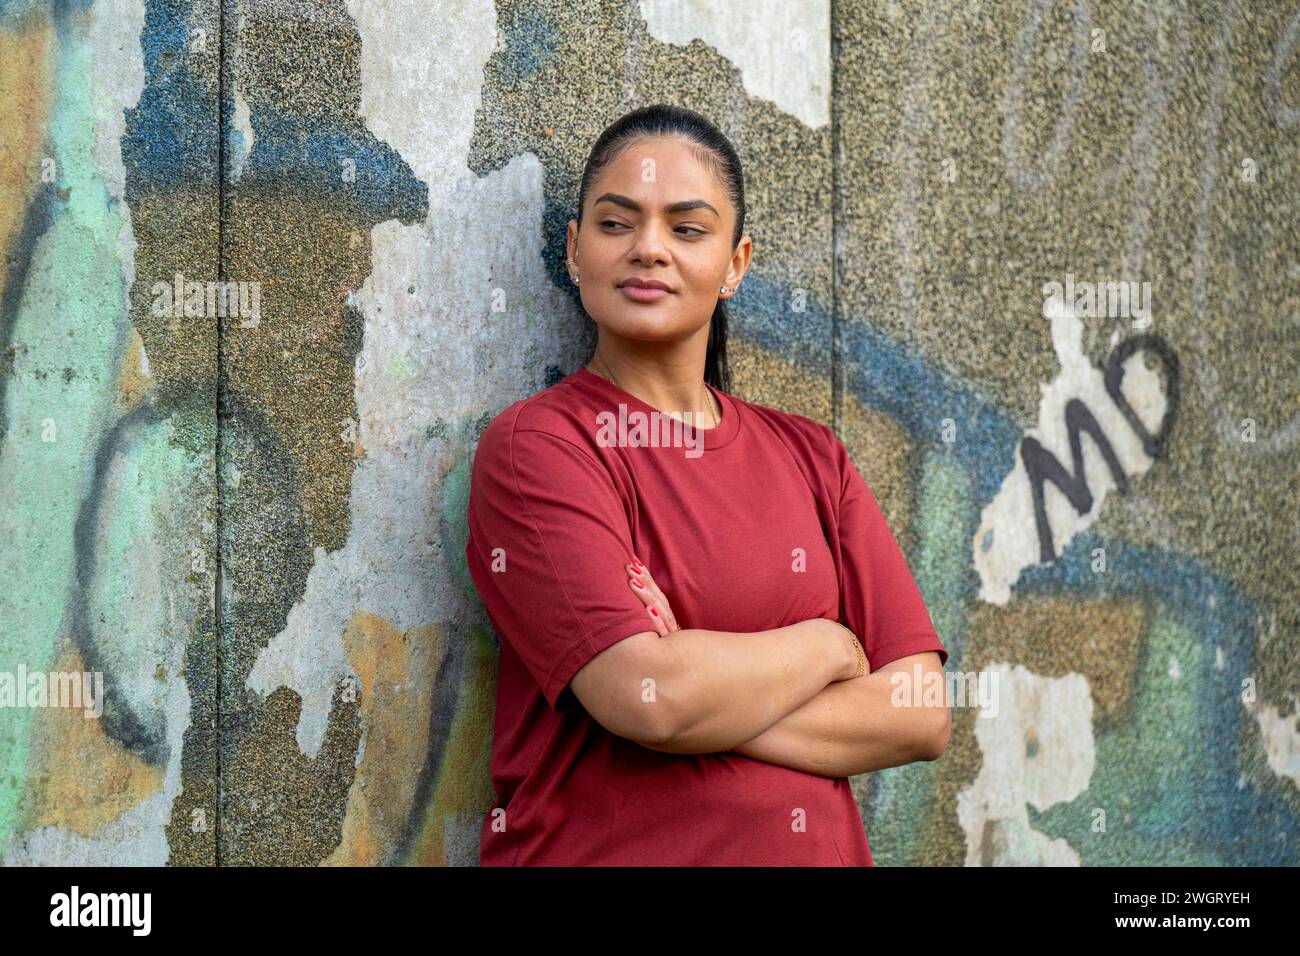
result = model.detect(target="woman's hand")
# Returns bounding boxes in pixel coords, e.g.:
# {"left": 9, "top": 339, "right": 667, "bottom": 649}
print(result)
{"left": 625, "top": 557, "right": 680, "bottom": 636}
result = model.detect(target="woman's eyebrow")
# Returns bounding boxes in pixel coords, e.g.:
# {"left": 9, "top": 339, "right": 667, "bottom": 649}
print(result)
{"left": 594, "top": 192, "right": 719, "bottom": 217}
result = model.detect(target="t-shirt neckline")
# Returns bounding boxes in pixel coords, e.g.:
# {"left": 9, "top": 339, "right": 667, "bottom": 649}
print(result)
{"left": 570, "top": 366, "right": 741, "bottom": 450}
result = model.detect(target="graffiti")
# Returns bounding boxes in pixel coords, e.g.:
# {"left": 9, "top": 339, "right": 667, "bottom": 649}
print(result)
{"left": 999, "top": 0, "right": 1090, "bottom": 193}
{"left": 1021, "top": 333, "right": 1180, "bottom": 564}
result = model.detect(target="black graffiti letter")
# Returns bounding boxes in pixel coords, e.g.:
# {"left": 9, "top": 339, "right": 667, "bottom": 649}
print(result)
{"left": 1022, "top": 400, "right": 1130, "bottom": 564}
{"left": 1103, "top": 333, "right": 1180, "bottom": 459}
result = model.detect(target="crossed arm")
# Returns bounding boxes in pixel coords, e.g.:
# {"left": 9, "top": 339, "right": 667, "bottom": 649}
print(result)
{"left": 623, "top": 561, "right": 951, "bottom": 778}
{"left": 722, "top": 651, "right": 949, "bottom": 777}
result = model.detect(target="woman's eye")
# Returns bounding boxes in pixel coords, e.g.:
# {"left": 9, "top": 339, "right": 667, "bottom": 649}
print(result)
{"left": 599, "top": 220, "right": 703, "bottom": 237}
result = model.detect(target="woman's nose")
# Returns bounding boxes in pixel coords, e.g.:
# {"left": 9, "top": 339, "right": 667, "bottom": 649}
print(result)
{"left": 628, "top": 222, "right": 671, "bottom": 263}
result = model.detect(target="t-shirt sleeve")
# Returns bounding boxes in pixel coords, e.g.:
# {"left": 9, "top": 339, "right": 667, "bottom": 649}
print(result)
{"left": 465, "top": 423, "right": 659, "bottom": 711}
{"left": 824, "top": 426, "right": 949, "bottom": 672}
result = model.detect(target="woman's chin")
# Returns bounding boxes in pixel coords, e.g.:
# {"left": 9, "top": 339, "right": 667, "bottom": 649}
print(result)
{"left": 597, "top": 315, "right": 683, "bottom": 340}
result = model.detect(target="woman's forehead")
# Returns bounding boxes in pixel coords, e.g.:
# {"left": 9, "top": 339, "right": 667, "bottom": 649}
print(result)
{"left": 591, "top": 139, "right": 726, "bottom": 202}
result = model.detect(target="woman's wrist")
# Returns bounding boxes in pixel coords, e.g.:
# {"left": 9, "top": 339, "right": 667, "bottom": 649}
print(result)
{"left": 819, "top": 618, "right": 865, "bottom": 681}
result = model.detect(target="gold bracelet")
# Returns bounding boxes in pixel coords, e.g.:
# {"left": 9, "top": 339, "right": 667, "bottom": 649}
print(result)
{"left": 831, "top": 620, "right": 866, "bottom": 678}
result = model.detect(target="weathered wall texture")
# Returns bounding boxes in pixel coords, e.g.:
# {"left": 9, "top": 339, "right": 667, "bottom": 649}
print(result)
{"left": 0, "top": 0, "right": 1296, "bottom": 865}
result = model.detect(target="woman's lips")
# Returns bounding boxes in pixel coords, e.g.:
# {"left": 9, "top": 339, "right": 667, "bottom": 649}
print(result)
{"left": 620, "top": 285, "right": 673, "bottom": 302}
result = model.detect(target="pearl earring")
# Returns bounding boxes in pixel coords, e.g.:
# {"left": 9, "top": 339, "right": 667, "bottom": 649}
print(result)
{"left": 567, "top": 256, "right": 579, "bottom": 284}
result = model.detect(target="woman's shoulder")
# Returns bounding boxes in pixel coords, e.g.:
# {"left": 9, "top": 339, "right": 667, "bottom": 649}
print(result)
{"left": 475, "top": 374, "right": 608, "bottom": 460}
{"left": 730, "top": 391, "right": 838, "bottom": 456}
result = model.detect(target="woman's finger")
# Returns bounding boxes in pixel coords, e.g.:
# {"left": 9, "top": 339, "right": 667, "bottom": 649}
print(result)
{"left": 627, "top": 561, "right": 679, "bottom": 632}
{"left": 645, "top": 603, "right": 670, "bottom": 636}
{"left": 626, "top": 576, "right": 670, "bottom": 635}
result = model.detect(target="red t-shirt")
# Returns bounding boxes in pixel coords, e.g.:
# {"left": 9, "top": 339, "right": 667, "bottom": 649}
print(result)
{"left": 465, "top": 366, "right": 948, "bottom": 866}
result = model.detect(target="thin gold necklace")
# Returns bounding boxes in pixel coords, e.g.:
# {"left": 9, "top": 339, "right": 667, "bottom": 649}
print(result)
{"left": 590, "top": 353, "right": 721, "bottom": 428}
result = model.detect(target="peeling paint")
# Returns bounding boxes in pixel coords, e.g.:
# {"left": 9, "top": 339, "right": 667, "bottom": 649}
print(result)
{"left": 1250, "top": 696, "right": 1300, "bottom": 791}
{"left": 956, "top": 664, "right": 1095, "bottom": 866}
{"left": 639, "top": 0, "right": 830, "bottom": 128}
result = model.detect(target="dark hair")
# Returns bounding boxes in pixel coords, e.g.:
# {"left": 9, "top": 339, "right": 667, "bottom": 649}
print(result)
{"left": 575, "top": 104, "right": 744, "bottom": 394}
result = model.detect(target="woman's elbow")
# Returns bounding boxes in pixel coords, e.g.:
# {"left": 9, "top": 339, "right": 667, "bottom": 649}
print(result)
{"left": 918, "top": 706, "right": 952, "bottom": 761}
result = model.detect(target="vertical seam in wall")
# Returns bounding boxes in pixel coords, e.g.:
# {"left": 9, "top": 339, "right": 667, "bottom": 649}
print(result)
{"left": 214, "top": 0, "right": 226, "bottom": 867}
{"left": 830, "top": 0, "right": 842, "bottom": 438}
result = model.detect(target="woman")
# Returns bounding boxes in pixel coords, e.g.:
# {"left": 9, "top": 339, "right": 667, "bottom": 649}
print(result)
{"left": 465, "top": 104, "right": 950, "bottom": 866}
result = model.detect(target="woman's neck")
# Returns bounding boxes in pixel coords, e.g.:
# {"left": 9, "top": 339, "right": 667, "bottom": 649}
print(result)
{"left": 586, "top": 358, "right": 721, "bottom": 428}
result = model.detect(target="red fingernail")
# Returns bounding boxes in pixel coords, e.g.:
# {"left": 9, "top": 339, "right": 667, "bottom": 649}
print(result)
{"left": 649, "top": 607, "right": 658, "bottom": 617}
{"left": 632, "top": 580, "right": 645, "bottom": 589}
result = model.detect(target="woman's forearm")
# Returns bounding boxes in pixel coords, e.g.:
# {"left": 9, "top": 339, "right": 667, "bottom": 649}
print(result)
{"left": 728, "top": 657, "right": 949, "bottom": 777}
{"left": 639, "top": 618, "right": 853, "bottom": 754}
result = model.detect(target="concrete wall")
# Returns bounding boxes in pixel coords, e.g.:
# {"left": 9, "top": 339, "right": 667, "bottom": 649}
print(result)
{"left": 1, "top": 0, "right": 1296, "bottom": 865}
